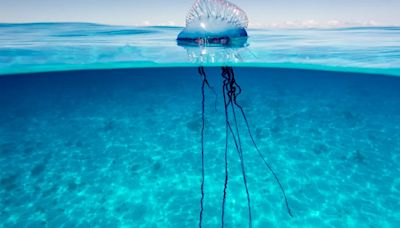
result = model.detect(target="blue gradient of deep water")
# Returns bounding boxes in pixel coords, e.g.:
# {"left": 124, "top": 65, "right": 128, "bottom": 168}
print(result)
{"left": 1, "top": 67, "right": 400, "bottom": 227}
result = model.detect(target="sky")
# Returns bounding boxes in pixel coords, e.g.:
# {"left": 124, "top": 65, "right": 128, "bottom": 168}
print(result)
{"left": 0, "top": 0, "right": 399, "bottom": 28}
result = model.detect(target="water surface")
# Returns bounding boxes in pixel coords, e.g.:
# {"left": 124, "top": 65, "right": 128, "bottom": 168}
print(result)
{"left": 1, "top": 23, "right": 399, "bottom": 75}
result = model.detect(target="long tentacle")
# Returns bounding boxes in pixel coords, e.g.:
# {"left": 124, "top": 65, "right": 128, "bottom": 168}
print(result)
{"left": 231, "top": 100, "right": 252, "bottom": 228}
{"left": 198, "top": 66, "right": 206, "bottom": 228}
{"left": 223, "top": 67, "right": 252, "bottom": 228}
{"left": 221, "top": 68, "right": 229, "bottom": 228}
{"left": 199, "top": 67, "right": 218, "bottom": 111}
{"left": 227, "top": 67, "right": 293, "bottom": 217}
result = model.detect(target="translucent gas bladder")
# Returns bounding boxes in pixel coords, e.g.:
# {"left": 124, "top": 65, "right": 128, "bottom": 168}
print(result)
{"left": 177, "top": 0, "right": 249, "bottom": 47}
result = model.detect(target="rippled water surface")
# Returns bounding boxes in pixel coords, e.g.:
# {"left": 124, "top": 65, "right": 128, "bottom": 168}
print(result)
{"left": 0, "top": 23, "right": 400, "bottom": 75}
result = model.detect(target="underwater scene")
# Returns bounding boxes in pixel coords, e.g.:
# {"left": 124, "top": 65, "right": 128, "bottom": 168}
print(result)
{"left": 1, "top": 67, "right": 400, "bottom": 227}
{"left": 1, "top": 1, "right": 400, "bottom": 225}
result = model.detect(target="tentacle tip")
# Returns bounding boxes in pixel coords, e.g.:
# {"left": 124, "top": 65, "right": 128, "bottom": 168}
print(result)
{"left": 288, "top": 209, "right": 294, "bottom": 218}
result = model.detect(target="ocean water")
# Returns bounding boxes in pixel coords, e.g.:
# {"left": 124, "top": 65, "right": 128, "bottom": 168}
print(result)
{"left": 1, "top": 67, "right": 400, "bottom": 227}
{"left": 1, "top": 23, "right": 400, "bottom": 227}
{"left": 0, "top": 23, "right": 400, "bottom": 76}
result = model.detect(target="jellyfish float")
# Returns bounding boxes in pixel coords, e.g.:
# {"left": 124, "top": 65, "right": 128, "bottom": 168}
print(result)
{"left": 177, "top": 0, "right": 293, "bottom": 227}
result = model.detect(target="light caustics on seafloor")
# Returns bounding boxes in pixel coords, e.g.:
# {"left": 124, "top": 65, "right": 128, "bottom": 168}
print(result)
{"left": 177, "top": 0, "right": 293, "bottom": 227}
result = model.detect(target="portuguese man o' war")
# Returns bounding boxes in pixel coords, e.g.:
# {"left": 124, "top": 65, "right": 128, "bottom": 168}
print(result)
{"left": 177, "top": 0, "right": 248, "bottom": 47}
{"left": 177, "top": 1, "right": 293, "bottom": 227}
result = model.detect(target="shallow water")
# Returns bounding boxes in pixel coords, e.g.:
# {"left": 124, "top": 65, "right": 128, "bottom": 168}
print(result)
{"left": 1, "top": 23, "right": 400, "bottom": 76}
{"left": 1, "top": 67, "right": 399, "bottom": 227}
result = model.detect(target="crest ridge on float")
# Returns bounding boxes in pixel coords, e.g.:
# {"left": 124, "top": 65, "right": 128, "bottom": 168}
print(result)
{"left": 177, "top": 0, "right": 249, "bottom": 47}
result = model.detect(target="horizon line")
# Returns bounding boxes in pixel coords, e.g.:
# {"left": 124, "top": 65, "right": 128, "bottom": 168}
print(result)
{"left": 1, "top": 20, "right": 400, "bottom": 29}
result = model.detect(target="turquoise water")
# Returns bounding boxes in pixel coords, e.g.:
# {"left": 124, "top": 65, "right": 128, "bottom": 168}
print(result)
{"left": 0, "top": 23, "right": 400, "bottom": 76}
{"left": 1, "top": 23, "right": 400, "bottom": 227}
{"left": 1, "top": 67, "right": 400, "bottom": 227}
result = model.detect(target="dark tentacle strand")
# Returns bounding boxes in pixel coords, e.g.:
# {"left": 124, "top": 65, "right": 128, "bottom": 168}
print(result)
{"left": 200, "top": 66, "right": 292, "bottom": 228}
{"left": 235, "top": 100, "right": 293, "bottom": 217}
{"left": 198, "top": 66, "right": 206, "bottom": 228}
{"left": 221, "top": 69, "right": 229, "bottom": 228}
{"left": 226, "top": 67, "right": 293, "bottom": 218}
{"left": 222, "top": 67, "right": 252, "bottom": 228}
{"left": 199, "top": 67, "right": 218, "bottom": 111}
{"left": 231, "top": 103, "right": 252, "bottom": 228}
